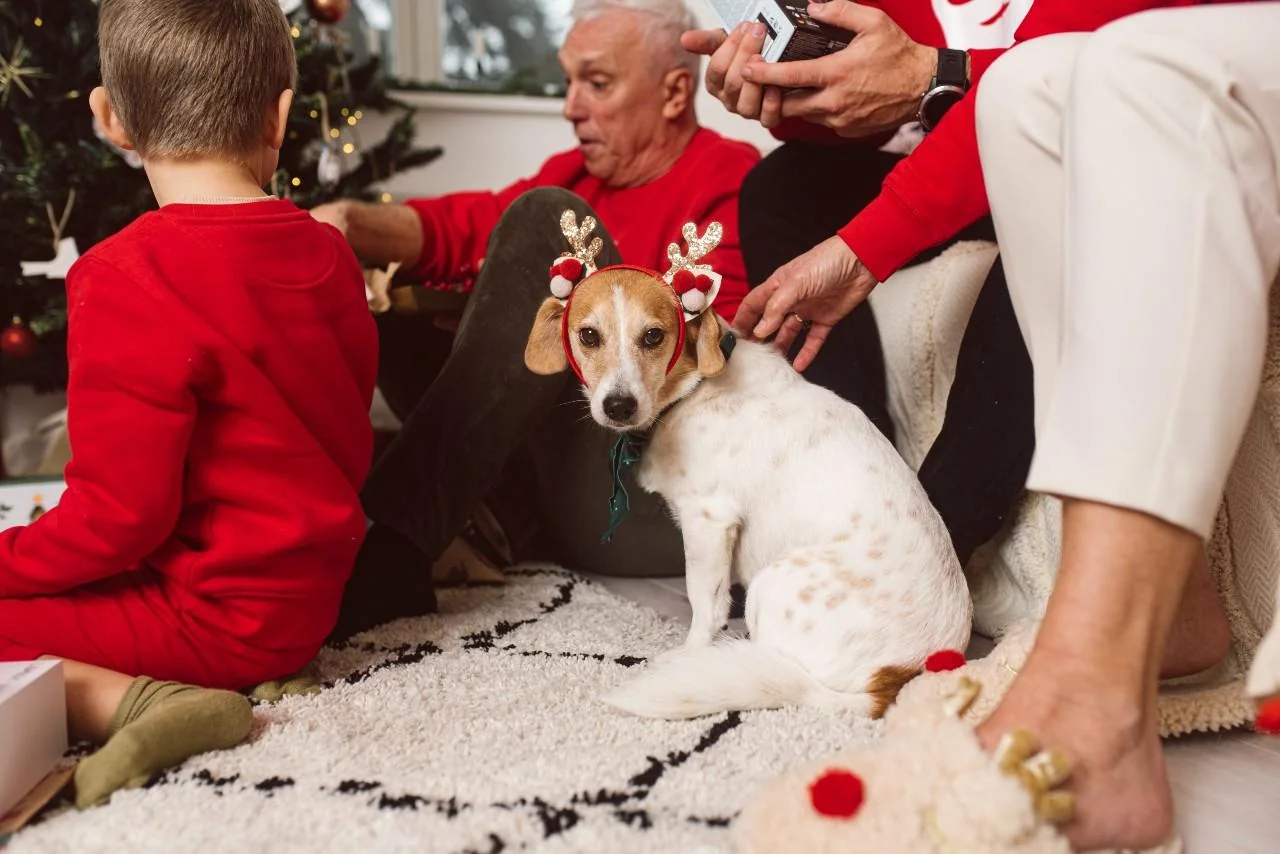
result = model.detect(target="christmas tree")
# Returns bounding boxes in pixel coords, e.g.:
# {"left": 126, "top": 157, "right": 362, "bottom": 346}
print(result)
{"left": 0, "top": 0, "right": 441, "bottom": 391}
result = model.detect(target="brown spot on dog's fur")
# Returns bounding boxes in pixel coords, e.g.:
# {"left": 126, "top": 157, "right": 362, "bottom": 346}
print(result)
{"left": 871, "top": 534, "right": 890, "bottom": 549}
{"left": 701, "top": 508, "right": 716, "bottom": 521}
{"left": 835, "top": 570, "right": 873, "bottom": 589}
{"left": 784, "top": 608, "right": 794, "bottom": 621}
{"left": 824, "top": 591, "right": 848, "bottom": 609}
{"left": 866, "top": 665, "right": 921, "bottom": 719}
{"left": 834, "top": 532, "right": 852, "bottom": 543}
{"left": 867, "top": 548, "right": 885, "bottom": 560}
{"left": 850, "top": 513, "right": 862, "bottom": 528}
{"left": 793, "top": 556, "right": 811, "bottom": 567}
{"left": 802, "top": 620, "right": 814, "bottom": 633}
{"left": 798, "top": 586, "right": 816, "bottom": 604}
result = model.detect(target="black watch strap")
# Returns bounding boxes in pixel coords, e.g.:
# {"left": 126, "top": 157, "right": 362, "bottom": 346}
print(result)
{"left": 934, "top": 47, "right": 969, "bottom": 91}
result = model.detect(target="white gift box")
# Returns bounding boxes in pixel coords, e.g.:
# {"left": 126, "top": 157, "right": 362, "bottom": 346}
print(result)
{"left": 0, "top": 661, "right": 68, "bottom": 819}
{"left": 0, "top": 479, "right": 64, "bottom": 534}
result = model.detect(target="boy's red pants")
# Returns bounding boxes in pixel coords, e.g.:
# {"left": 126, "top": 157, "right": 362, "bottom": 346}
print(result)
{"left": 0, "top": 572, "right": 325, "bottom": 690}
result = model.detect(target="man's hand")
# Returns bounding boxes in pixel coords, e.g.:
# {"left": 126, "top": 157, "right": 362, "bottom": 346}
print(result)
{"left": 309, "top": 200, "right": 352, "bottom": 236}
{"left": 739, "top": 1, "right": 936, "bottom": 138}
{"left": 732, "top": 236, "right": 878, "bottom": 371}
{"left": 681, "top": 23, "right": 785, "bottom": 127}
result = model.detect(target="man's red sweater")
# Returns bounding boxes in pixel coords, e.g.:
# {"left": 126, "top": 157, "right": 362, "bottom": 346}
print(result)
{"left": 791, "top": 0, "right": 1245, "bottom": 282}
{"left": 0, "top": 201, "right": 378, "bottom": 675}
{"left": 405, "top": 127, "right": 761, "bottom": 320}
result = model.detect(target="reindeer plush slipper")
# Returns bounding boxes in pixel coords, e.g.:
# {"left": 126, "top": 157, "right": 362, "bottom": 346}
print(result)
{"left": 734, "top": 624, "right": 1181, "bottom": 854}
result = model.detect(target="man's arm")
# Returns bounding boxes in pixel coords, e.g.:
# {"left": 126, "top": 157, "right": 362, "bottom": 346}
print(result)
{"left": 311, "top": 200, "right": 425, "bottom": 269}
{"left": 0, "top": 259, "right": 198, "bottom": 597}
{"left": 311, "top": 152, "right": 582, "bottom": 284}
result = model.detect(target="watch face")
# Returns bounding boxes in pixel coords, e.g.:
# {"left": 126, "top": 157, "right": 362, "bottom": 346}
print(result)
{"left": 922, "top": 87, "right": 965, "bottom": 130}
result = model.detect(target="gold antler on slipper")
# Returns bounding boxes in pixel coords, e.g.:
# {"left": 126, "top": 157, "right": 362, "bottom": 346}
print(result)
{"left": 993, "top": 729, "right": 1076, "bottom": 825}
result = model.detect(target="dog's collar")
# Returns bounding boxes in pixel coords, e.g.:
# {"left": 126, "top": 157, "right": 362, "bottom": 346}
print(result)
{"left": 559, "top": 264, "right": 688, "bottom": 386}
{"left": 601, "top": 330, "right": 737, "bottom": 543}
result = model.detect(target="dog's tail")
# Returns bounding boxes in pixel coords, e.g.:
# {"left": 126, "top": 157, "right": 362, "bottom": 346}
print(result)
{"left": 602, "top": 639, "right": 900, "bottom": 720}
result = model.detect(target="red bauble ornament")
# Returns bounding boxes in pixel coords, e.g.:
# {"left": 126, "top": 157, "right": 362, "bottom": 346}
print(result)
{"left": 1256, "top": 698, "right": 1280, "bottom": 735}
{"left": 925, "top": 649, "right": 967, "bottom": 673}
{"left": 808, "top": 768, "right": 865, "bottom": 819}
{"left": 1, "top": 317, "right": 37, "bottom": 359}
{"left": 306, "top": 0, "right": 350, "bottom": 24}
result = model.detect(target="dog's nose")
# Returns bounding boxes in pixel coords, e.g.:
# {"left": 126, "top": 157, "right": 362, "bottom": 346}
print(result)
{"left": 603, "top": 394, "right": 638, "bottom": 422}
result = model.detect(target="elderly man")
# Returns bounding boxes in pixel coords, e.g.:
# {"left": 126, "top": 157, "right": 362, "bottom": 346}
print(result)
{"left": 321, "top": 0, "right": 759, "bottom": 639}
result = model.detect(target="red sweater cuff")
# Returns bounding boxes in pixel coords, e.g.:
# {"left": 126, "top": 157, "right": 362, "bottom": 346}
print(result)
{"left": 837, "top": 187, "right": 932, "bottom": 283}
{"left": 401, "top": 200, "right": 437, "bottom": 282}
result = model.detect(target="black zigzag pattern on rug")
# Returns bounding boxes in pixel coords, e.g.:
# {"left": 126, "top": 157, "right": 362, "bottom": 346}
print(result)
{"left": 32, "top": 569, "right": 745, "bottom": 850}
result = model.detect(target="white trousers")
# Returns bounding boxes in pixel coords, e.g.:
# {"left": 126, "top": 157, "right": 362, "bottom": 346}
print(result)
{"left": 976, "top": 4, "right": 1280, "bottom": 540}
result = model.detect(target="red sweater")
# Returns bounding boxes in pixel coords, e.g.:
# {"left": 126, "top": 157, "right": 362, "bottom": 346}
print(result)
{"left": 406, "top": 127, "right": 761, "bottom": 320}
{"left": 786, "top": 0, "right": 1244, "bottom": 282}
{"left": 0, "top": 201, "right": 378, "bottom": 657}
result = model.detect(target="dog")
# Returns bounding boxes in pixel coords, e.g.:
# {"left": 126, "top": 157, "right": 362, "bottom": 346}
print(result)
{"left": 523, "top": 214, "right": 972, "bottom": 720}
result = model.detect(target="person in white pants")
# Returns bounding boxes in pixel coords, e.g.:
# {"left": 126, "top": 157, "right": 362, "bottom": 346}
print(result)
{"left": 975, "top": 3, "right": 1280, "bottom": 851}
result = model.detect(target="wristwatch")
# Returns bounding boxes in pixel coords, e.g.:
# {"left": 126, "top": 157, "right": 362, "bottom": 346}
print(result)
{"left": 918, "top": 48, "right": 969, "bottom": 133}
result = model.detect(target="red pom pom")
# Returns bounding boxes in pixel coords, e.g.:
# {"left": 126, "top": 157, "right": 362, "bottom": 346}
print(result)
{"left": 808, "top": 768, "right": 864, "bottom": 819}
{"left": 925, "top": 649, "right": 967, "bottom": 672}
{"left": 672, "top": 269, "right": 697, "bottom": 294}
{"left": 693, "top": 273, "right": 714, "bottom": 293}
{"left": 560, "top": 258, "right": 584, "bottom": 280}
{"left": 1256, "top": 698, "right": 1280, "bottom": 735}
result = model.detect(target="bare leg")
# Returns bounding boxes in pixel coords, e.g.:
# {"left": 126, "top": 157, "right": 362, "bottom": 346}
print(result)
{"left": 977, "top": 500, "right": 1195, "bottom": 850}
{"left": 47, "top": 657, "right": 134, "bottom": 743}
{"left": 1160, "top": 550, "right": 1232, "bottom": 679}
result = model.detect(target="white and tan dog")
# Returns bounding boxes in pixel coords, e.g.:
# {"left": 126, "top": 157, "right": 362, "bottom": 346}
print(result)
{"left": 525, "top": 213, "right": 972, "bottom": 720}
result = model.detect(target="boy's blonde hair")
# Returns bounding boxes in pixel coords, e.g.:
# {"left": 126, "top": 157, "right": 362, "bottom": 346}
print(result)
{"left": 99, "top": 0, "right": 297, "bottom": 160}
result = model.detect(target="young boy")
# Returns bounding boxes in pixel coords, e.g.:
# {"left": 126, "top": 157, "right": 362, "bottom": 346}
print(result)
{"left": 0, "top": 0, "right": 378, "bottom": 808}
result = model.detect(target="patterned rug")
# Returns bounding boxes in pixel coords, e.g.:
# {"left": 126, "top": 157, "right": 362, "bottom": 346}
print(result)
{"left": 10, "top": 568, "right": 881, "bottom": 853}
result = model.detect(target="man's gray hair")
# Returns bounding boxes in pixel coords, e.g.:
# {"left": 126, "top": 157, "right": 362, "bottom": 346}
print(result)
{"left": 570, "top": 0, "right": 701, "bottom": 78}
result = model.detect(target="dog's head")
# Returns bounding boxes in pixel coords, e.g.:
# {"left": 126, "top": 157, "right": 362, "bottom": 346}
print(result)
{"left": 524, "top": 268, "right": 727, "bottom": 431}
{"left": 523, "top": 211, "right": 729, "bottom": 432}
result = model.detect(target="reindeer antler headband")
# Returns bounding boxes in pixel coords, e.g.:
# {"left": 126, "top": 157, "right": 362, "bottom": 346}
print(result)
{"left": 547, "top": 211, "right": 724, "bottom": 319}
{"left": 548, "top": 211, "right": 724, "bottom": 384}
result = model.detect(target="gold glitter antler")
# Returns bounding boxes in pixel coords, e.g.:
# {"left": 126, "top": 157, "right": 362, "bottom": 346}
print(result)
{"left": 663, "top": 221, "right": 723, "bottom": 282}
{"left": 559, "top": 210, "right": 603, "bottom": 271}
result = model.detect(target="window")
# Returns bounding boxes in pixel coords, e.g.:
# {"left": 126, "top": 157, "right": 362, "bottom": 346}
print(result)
{"left": 384, "top": 0, "right": 571, "bottom": 96}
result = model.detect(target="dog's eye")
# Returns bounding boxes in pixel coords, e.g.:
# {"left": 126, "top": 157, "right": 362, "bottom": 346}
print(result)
{"left": 578, "top": 328, "right": 601, "bottom": 348}
{"left": 642, "top": 328, "right": 665, "bottom": 348}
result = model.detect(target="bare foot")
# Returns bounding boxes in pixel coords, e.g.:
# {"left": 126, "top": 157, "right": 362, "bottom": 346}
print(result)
{"left": 1160, "top": 549, "right": 1232, "bottom": 678}
{"left": 976, "top": 650, "right": 1175, "bottom": 851}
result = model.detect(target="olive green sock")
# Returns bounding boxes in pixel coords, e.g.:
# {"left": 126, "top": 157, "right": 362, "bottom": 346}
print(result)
{"left": 74, "top": 677, "right": 253, "bottom": 809}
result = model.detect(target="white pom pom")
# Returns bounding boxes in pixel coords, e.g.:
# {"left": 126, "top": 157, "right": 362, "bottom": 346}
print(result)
{"left": 681, "top": 290, "right": 707, "bottom": 314}
{"left": 550, "top": 276, "right": 574, "bottom": 299}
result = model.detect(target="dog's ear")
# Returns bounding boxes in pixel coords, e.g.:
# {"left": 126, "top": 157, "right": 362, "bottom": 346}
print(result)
{"left": 525, "top": 297, "right": 569, "bottom": 375}
{"left": 692, "top": 310, "right": 727, "bottom": 377}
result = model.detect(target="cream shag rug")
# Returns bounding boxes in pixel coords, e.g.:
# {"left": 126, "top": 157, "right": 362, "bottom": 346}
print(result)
{"left": 11, "top": 569, "right": 879, "bottom": 854}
